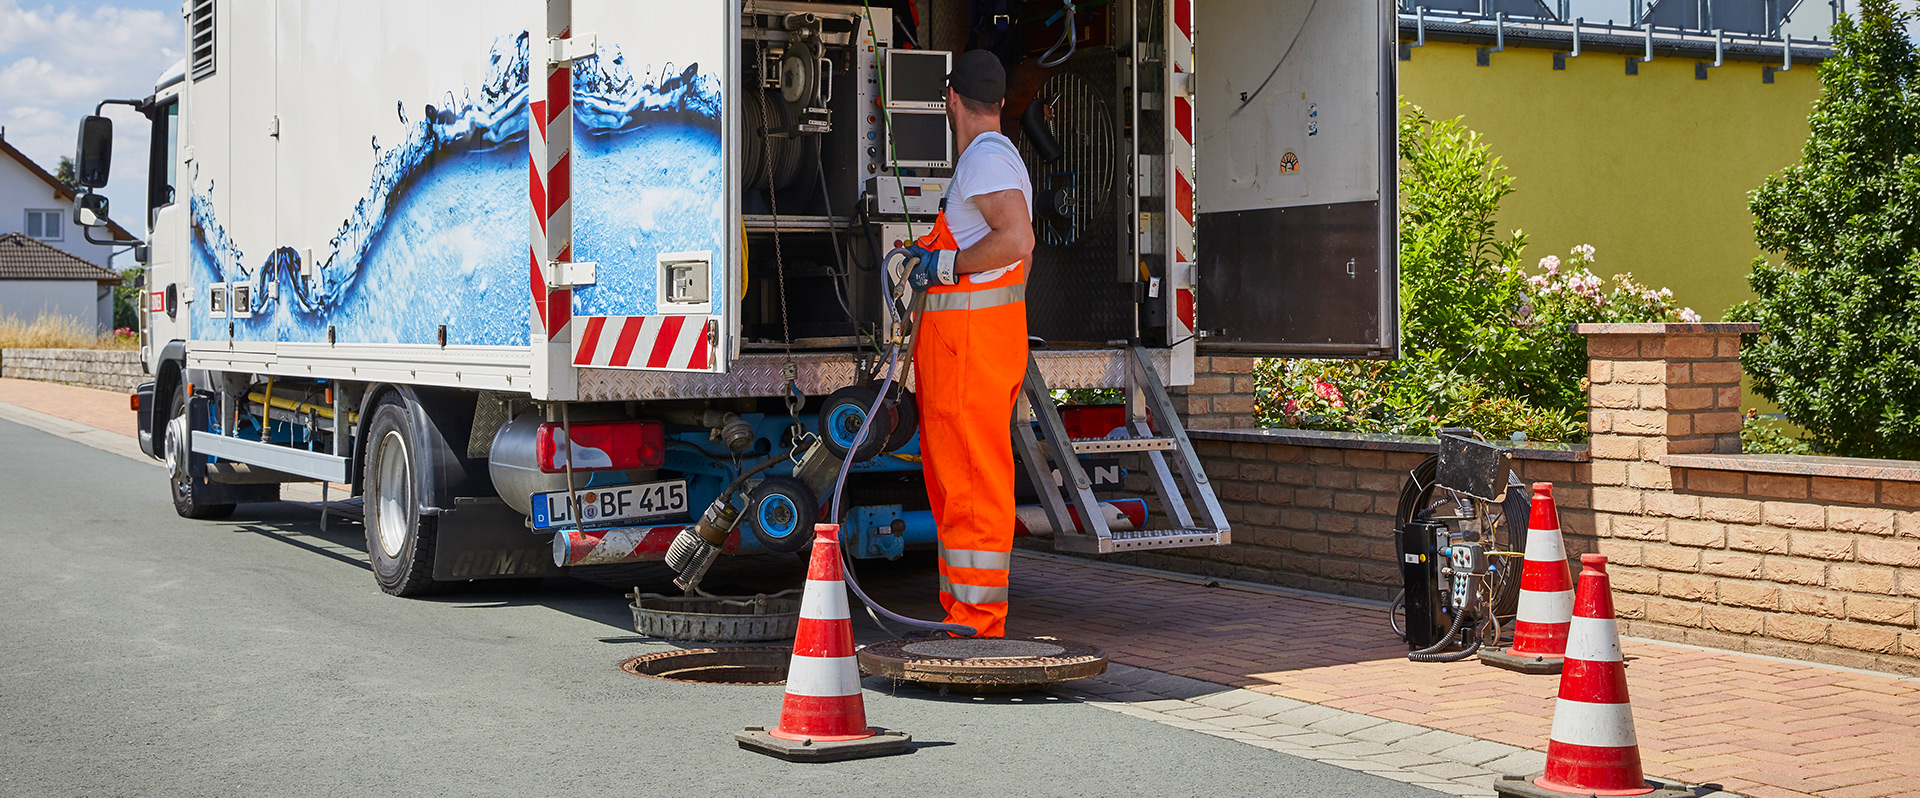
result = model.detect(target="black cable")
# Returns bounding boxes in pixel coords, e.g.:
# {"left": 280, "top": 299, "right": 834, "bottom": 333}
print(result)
{"left": 1230, "top": 0, "right": 1321, "bottom": 118}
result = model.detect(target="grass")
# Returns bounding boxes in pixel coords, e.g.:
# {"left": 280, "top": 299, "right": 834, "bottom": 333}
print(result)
{"left": 0, "top": 314, "right": 138, "bottom": 351}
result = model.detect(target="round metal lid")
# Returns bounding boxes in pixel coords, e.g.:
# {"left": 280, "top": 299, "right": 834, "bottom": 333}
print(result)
{"left": 858, "top": 636, "right": 1107, "bottom": 687}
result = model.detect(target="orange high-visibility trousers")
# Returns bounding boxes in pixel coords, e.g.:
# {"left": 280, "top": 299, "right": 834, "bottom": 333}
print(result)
{"left": 912, "top": 213, "right": 1029, "bottom": 638}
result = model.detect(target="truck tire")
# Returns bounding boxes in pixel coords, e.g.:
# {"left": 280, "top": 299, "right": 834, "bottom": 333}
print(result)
{"left": 362, "top": 398, "right": 446, "bottom": 596}
{"left": 164, "top": 382, "right": 235, "bottom": 520}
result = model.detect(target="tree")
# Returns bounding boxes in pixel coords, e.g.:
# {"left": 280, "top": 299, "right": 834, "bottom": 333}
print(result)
{"left": 1741, "top": 0, "right": 1920, "bottom": 459}
{"left": 54, "top": 156, "right": 80, "bottom": 193}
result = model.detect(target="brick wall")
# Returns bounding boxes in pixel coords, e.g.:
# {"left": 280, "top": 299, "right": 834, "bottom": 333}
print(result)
{"left": 1160, "top": 324, "right": 1920, "bottom": 676}
{"left": 1579, "top": 324, "right": 1920, "bottom": 675}
{"left": 0, "top": 348, "right": 144, "bottom": 393}
{"left": 1169, "top": 356, "right": 1262, "bottom": 431}
{"left": 1111, "top": 429, "right": 1592, "bottom": 602}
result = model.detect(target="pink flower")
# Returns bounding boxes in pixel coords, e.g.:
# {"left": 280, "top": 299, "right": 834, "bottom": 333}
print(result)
{"left": 1283, "top": 399, "right": 1299, "bottom": 415}
{"left": 1571, "top": 244, "right": 1596, "bottom": 261}
{"left": 1313, "top": 381, "right": 1343, "bottom": 404}
{"left": 1526, "top": 274, "right": 1550, "bottom": 289}
{"left": 1538, "top": 255, "right": 1561, "bottom": 275}
{"left": 1679, "top": 307, "right": 1701, "bottom": 323}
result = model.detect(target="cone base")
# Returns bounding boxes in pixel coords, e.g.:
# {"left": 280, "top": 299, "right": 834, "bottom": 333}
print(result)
{"left": 736, "top": 726, "right": 912, "bottom": 762}
{"left": 1479, "top": 647, "right": 1566, "bottom": 675}
{"left": 1492, "top": 773, "right": 1693, "bottom": 798}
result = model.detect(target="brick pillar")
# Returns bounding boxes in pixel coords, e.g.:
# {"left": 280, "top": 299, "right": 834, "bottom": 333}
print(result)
{"left": 1579, "top": 322, "right": 1758, "bottom": 626}
{"left": 1170, "top": 356, "right": 1261, "bottom": 431}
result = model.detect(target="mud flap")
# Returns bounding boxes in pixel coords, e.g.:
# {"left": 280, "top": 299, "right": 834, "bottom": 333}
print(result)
{"left": 431, "top": 497, "right": 564, "bottom": 581}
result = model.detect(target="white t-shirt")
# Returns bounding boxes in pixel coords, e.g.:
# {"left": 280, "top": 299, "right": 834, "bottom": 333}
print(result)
{"left": 945, "top": 131, "right": 1033, "bottom": 284}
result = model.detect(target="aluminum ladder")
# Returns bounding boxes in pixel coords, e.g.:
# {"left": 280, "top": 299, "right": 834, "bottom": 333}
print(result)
{"left": 1011, "top": 347, "right": 1231, "bottom": 554}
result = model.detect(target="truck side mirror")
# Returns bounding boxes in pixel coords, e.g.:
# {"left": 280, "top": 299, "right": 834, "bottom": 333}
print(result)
{"left": 75, "top": 193, "right": 110, "bottom": 228}
{"left": 75, "top": 115, "right": 114, "bottom": 188}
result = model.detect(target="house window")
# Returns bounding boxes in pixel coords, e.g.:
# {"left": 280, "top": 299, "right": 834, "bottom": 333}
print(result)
{"left": 25, "top": 209, "right": 63, "bottom": 241}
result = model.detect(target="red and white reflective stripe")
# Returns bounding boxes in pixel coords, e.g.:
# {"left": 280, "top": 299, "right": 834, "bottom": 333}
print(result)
{"left": 1565, "top": 617, "right": 1623, "bottom": 662}
{"left": 799, "top": 579, "right": 850, "bottom": 621}
{"left": 1550, "top": 701, "right": 1639, "bottom": 747}
{"left": 785, "top": 655, "right": 862, "bottom": 697}
{"left": 553, "top": 524, "right": 685, "bottom": 567}
{"left": 530, "top": 1, "right": 573, "bottom": 346}
{"left": 571, "top": 315, "right": 716, "bottom": 371}
{"left": 1169, "top": 0, "right": 1196, "bottom": 336}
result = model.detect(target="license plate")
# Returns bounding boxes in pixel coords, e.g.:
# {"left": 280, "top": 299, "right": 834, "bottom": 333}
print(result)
{"left": 530, "top": 480, "right": 689, "bottom": 530}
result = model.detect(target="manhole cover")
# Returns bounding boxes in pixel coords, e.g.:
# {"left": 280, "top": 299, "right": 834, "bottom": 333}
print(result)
{"left": 620, "top": 647, "right": 788, "bottom": 685}
{"left": 859, "top": 636, "right": 1107, "bottom": 689}
{"left": 900, "top": 639, "right": 1067, "bottom": 659}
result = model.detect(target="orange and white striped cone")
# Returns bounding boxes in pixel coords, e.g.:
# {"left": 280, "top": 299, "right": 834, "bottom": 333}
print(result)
{"left": 1495, "top": 554, "right": 1689, "bottom": 798}
{"left": 737, "top": 524, "right": 911, "bottom": 762}
{"left": 1482, "top": 483, "right": 1574, "bottom": 674}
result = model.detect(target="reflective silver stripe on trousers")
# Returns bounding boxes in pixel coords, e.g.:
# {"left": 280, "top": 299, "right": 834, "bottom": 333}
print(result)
{"left": 940, "top": 547, "right": 1012, "bottom": 571}
{"left": 921, "top": 283, "right": 1026, "bottom": 312}
{"left": 937, "top": 575, "right": 1011, "bottom": 605}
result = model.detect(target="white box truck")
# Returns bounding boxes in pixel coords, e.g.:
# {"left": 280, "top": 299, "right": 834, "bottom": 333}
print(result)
{"left": 72, "top": 0, "right": 1400, "bottom": 597}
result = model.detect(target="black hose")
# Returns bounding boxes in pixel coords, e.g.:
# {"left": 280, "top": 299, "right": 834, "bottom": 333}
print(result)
{"left": 1408, "top": 602, "right": 1475, "bottom": 662}
{"left": 720, "top": 446, "right": 800, "bottom": 500}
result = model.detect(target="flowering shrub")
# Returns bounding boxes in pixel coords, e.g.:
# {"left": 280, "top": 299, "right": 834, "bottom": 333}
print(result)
{"left": 1253, "top": 104, "right": 1695, "bottom": 443}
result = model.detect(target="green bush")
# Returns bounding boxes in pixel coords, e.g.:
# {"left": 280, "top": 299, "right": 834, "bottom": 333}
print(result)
{"left": 1741, "top": 414, "right": 1817, "bottom": 455}
{"left": 1253, "top": 104, "right": 1694, "bottom": 443}
{"left": 1739, "top": 0, "right": 1920, "bottom": 460}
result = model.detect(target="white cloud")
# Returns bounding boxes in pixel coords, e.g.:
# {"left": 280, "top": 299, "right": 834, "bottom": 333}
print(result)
{"left": 0, "top": 1, "right": 180, "bottom": 252}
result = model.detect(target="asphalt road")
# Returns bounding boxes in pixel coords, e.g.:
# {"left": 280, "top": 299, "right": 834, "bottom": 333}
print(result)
{"left": 0, "top": 416, "right": 1443, "bottom": 798}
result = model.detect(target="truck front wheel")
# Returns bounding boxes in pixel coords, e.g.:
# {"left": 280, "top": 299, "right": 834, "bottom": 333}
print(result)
{"left": 164, "top": 383, "right": 235, "bottom": 520}
{"left": 362, "top": 398, "right": 446, "bottom": 596}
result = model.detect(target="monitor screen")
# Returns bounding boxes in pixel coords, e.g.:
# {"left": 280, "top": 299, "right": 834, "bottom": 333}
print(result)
{"left": 886, "top": 50, "right": 951, "bottom": 109}
{"left": 885, "top": 109, "right": 952, "bottom": 168}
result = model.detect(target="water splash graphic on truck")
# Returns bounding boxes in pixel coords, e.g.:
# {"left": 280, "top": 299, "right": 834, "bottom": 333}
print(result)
{"left": 188, "top": 31, "right": 725, "bottom": 346}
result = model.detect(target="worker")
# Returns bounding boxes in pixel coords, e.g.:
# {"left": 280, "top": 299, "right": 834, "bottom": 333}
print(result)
{"left": 900, "top": 50, "right": 1035, "bottom": 638}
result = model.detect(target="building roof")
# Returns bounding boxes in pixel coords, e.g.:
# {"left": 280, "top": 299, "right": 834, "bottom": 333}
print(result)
{"left": 0, "top": 232, "right": 122, "bottom": 283}
{"left": 0, "top": 135, "right": 140, "bottom": 244}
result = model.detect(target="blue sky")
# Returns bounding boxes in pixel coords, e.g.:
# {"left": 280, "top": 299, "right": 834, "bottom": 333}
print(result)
{"left": 1, "top": 0, "right": 180, "bottom": 250}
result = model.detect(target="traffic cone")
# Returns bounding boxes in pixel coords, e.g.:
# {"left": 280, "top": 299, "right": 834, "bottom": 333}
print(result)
{"left": 1482, "top": 483, "right": 1574, "bottom": 675}
{"left": 737, "top": 524, "right": 911, "bottom": 762}
{"left": 1495, "top": 554, "right": 1690, "bottom": 798}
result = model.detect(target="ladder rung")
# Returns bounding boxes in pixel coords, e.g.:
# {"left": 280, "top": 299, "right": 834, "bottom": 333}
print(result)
{"left": 1069, "top": 436, "right": 1177, "bottom": 454}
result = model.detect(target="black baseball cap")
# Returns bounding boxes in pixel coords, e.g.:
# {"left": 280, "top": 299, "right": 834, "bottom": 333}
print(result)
{"left": 946, "top": 49, "right": 1006, "bottom": 105}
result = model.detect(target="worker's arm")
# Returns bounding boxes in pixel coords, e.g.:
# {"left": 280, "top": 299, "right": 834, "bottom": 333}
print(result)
{"left": 955, "top": 188, "right": 1034, "bottom": 275}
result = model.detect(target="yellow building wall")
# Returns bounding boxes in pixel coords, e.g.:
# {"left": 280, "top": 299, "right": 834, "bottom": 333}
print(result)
{"left": 1398, "top": 41, "right": 1823, "bottom": 319}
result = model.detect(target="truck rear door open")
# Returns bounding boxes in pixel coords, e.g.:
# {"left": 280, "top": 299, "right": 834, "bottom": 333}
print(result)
{"left": 563, "top": 0, "right": 740, "bottom": 374}
{"left": 1193, "top": 0, "right": 1398, "bottom": 359}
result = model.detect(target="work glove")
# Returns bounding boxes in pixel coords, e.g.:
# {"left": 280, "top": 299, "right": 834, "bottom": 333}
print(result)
{"left": 904, "top": 244, "right": 958, "bottom": 291}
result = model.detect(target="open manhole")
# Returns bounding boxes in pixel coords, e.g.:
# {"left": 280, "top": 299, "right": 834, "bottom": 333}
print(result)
{"left": 620, "top": 647, "right": 789, "bottom": 685}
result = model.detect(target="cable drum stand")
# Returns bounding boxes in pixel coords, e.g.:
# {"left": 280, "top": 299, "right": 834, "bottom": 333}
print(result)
{"left": 1392, "top": 429, "right": 1531, "bottom": 663}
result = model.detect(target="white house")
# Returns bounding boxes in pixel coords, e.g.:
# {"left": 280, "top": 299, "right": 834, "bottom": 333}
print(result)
{"left": 0, "top": 232, "right": 121, "bottom": 331}
{"left": 0, "top": 135, "right": 139, "bottom": 331}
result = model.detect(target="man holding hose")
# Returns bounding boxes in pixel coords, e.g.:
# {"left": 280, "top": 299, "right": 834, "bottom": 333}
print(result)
{"left": 900, "top": 50, "right": 1034, "bottom": 638}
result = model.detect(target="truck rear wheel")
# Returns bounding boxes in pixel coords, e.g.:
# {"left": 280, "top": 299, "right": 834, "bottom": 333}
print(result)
{"left": 363, "top": 398, "right": 446, "bottom": 596}
{"left": 164, "top": 383, "right": 235, "bottom": 520}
